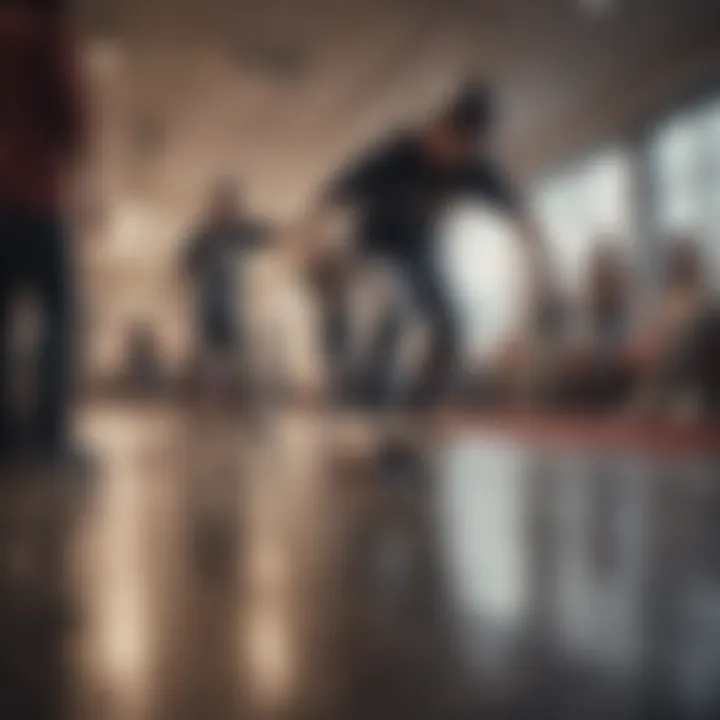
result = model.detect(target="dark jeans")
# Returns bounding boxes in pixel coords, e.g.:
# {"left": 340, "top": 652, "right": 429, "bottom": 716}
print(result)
{"left": 197, "top": 274, "right": 239, "bottom": 356}
{"left": 0, "top": 208, "right": 73, "bottom": 454}
{"left": 353, "top": 252, "right": 458, "bottom": 407}
{"left": 200, "top": 302, "right": 237, "bottom": 354}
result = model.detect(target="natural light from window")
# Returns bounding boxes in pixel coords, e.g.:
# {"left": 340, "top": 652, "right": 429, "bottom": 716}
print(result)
{"left": 532, "top": 147, "right": 633, "bottom": 294}
{"left": 440, "top": 201, "right": 529, "bottom": 366}
{"left": 650, "top": 99, "right": 720, "bottom": 282}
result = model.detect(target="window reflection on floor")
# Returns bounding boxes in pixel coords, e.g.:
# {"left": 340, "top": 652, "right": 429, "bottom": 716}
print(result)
{"left": 1, "top": 403, "right": 720, "bottom": 719}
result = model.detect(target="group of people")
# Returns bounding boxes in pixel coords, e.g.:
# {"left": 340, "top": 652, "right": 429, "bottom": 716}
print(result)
{"left": 184, "top": 180, "right": 719, "bottom": 422}
{"left": 183, "top": 81, "right": 719, "bottom": 421}
{"left": 1, "top": 0, "right": 718, "bottom": 468}
{"left": 182, "top": 82, "right": 549, "bottom": 411}
{"left": 494, "top": 236, "right": 720, "bottom": 419}
{"left": 181, "top": 81, "right": 720, "bottom": 420}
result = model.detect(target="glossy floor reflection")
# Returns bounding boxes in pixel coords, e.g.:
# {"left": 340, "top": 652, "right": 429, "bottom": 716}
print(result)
{"left": 1, "top": 402, "right": 719, "bottom": 719}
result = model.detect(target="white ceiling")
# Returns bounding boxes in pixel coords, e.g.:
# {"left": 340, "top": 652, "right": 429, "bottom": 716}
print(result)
{"left": 75, "top": 0, "right": 720, "bottom": 221}
{"left": 69, "top": 0, "right": 720, "bottom": 372}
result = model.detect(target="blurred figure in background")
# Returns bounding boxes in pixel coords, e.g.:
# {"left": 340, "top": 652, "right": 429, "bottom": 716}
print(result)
{"left": 560, "top": 241, "right": 638, "bottom": 409}
{"left": 0, "top": 0, "right": 86, "bottom": 464}
{"left": 635, "top": 237, "right": 709, "bottom": 366}
{"left": 182, "top": 179, "right": 266, "bottom": 400}
{"left": 122, "top": 320, "right": 165, "bottom": 395}
{"left": 631, "top": 236, "right": 720, "bottom": 420}
{"left": 492, "top": 289, "right": 574, "bottom": 408}
{"left": 324, "top": 81, "right": 548, "bottom": 409}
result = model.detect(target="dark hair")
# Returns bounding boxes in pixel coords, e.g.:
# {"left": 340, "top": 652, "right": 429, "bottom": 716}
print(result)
{"left": 444, "top": 81, "right": 496, "bottom": 136}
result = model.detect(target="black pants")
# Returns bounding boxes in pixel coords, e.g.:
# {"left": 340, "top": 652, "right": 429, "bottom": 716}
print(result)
{"left": 0, "top": 208, "right": 73, "bottom": 454}
{"left": 357, "top": 252, "right": 458, "bottom": 407}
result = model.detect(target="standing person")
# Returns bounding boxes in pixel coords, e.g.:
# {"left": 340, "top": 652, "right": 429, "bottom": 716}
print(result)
{"left": 322, "top": 81, "right": 549, "bottom": 408}
{"left": 182, "top": 179, "right": 266, "bottom": 398}
{"left": 0, "top": 0, "right": 86, "bottom": 464}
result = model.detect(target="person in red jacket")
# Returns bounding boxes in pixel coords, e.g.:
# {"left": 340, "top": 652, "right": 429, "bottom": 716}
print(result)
{"left": 0, "top": 0, "right": 86, "bottom": 463}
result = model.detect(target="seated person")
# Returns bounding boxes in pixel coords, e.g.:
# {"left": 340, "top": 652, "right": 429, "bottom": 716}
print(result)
{"left": 492, "top": 288, "right": 575, "bottom": 407}
{"left": 122, "top": 321, "right": 165, "bottom": 393}
{"left": 559, "top": 241, "right": 639, "bottom": 409}
{"left": 630, "top": 236, "right": 719, "bottom": 420}
{"left": 632, "top": 236, "right": 709, "bottom": 366}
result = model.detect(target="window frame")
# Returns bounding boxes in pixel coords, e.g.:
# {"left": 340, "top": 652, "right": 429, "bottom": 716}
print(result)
{"left": 529, "top": 76, "right": 720, "bottom": 294}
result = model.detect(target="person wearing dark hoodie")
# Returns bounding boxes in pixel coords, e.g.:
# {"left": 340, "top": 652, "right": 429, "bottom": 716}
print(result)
{"left": 323, "top": 81, "right": 549, "bottom": 408}
{"left": 0, "top": 0, "right": 87, "bottom": 464}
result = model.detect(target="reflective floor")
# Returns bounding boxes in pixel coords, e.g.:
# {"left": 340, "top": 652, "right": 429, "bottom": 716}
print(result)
{"left": 1, "top": 401, "right": 720, "bottom": 719}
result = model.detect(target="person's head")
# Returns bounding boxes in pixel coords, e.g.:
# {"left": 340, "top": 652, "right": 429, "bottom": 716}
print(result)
{"left": 424, "top": 81, "right": 496, "bottom": 168}
{"left": 666, "top": 235, "right": 703, "bottom": 292}
{"left": 207, "top": 177, "right": 243, "bottom": 224}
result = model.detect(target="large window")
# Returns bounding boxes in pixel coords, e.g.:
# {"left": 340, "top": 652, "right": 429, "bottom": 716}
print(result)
{"left": 440, "top": 96, "right": 720, "bottom": 367}
{"left": 441, "top": 203, "right": 529, "bottom": 364}
{"left": 532, "top": 147, "right": 634, "bottom": 294}
{"left": 440, "top": 148, "right": 633, "bottom": 364}
{"left": 649, "top": 98, "right": 720, "bottom": 282}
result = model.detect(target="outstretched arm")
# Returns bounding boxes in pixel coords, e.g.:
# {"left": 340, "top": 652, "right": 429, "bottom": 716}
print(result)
{"left": 465, "top": 162, "right": 554, "bottom": 301}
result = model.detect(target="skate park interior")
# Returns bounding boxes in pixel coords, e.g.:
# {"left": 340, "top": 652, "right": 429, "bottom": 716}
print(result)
{"left": 1, "top": 0, "right": 720, "bottom": 718}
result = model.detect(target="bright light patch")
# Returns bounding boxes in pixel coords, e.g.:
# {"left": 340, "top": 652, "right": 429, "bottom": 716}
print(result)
{"left": 440, "top": 202, "right": 529, "bottom": 362}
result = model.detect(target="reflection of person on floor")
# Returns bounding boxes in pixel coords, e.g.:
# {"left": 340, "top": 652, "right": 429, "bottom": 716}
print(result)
{"left": 322, "top": 81, "right": 548, "bottom": 408}
{"left": 182, "top": 179, "right": 266, "bottom": 399}
{"left": 0, "top": 0, "right": 86, "bottom": 463}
